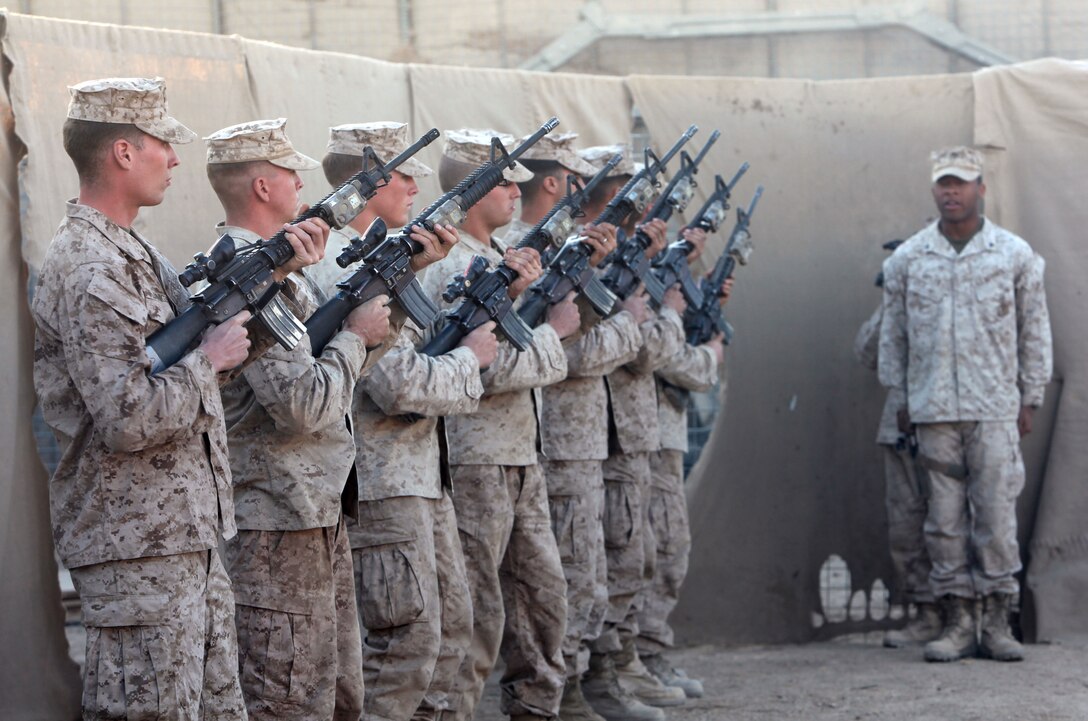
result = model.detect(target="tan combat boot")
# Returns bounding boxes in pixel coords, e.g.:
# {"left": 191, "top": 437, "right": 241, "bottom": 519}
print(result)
{"left": 979, "top": 593, "right": 1024, "bottom": 662}
{"left": 924, "top": 595, "right": 978, "bottom": 662}
{"left": 883, "top": 602, "right": 942, "bottom": 648}
{"left": 582, "top": 653, "right": 665, "bottom": 721}
{"left": 559, "top": 676, "right": 607, "bottom": 721}
{"left": 614, "top": 639, "right": 686, "bottom": 707}
{"left": 642, "top": 652, "right": 704, "bottom": 698}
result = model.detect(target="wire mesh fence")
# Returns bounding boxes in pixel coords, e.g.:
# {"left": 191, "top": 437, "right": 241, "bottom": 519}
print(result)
{"left": 15, "top": 0, "right": 1088, "bottom": 78}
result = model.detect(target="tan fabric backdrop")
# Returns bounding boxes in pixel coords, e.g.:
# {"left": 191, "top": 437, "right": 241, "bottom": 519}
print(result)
{"left": 629, "top": 72, "right": 981, "bottom": 644}
{"left": 2, "top": 9, "right": 1087, "bottom": 718}
{"left": 0, "top": 17, "right": 81, "bottom": 720}
{"left": 973, "top": 58, "right": 1088, "bottom": 642}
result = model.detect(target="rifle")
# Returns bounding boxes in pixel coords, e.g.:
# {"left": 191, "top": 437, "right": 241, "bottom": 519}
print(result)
{"left": 419, "top": 153, "right": 622, "bottom": 357}
{"left": 305, "top": 118, "right": 560, "bottom": 355}
{"left": 684, "top": 185, "right": 763, "bottom": 347}
{"left": 144, "top": 128, "right": 441, "bottom": 372}
{"left": 651, "top": 162, "right": 749, "bottom": 308}
{"left": 598, "top": 129, "right": 719, "bottom": 303}
{"left": 517, "top": 124, "right": 698, "bottom": 328}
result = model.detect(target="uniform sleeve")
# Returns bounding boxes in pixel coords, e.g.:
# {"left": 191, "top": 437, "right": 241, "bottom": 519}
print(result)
{"left": 241, "top": 326, "right": 369, "bottom": 436}
{"left": 657, "top": 342, "right": 718, "bottom": 392}
{"left": 68, "top": 263, "right": 222, "bottom": 452}
{"left": 564, "top": 310, "right": 641, "bottom": 378}
{"left": 481, "top": 323, "right": 568, "bottom": 394}
{"left": 853, "top": 304, "right": 884, "bottom": 371}
{"left": 1016, "top": 251, "right": 1053, "bottom": 407}
{"left": 628, "top": 306, "right": 686, "bottom": 375}
{"left": 361, "top": 329, "right": 484, "bottom": 416}
{"left": 878, "top": 253, "right": 909, "bottom": 397}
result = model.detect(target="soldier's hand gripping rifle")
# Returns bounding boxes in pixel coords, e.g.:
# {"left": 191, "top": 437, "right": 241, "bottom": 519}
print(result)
{"left": 651, "top": 162, "right": 749, "bottom": 308}
{"left": 305, "top": 118, "right": 560, "bottom": 355}
{"left": 684, "top": 185, "right": 763, "bottom": 347}
{"left": 517, "top": 124, "right": 698, "bottom": 328}
{"left": 598, "top": 128, "right": 718, "bottom": 303}
{"left": 143, "top": 128, "right": 441, "bottom": 373}
{"left": 419, "top": 153, "right": 622, "bottom": 357}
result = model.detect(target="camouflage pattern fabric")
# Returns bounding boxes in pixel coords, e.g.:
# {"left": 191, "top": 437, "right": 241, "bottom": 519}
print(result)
{"left": 655, "top": 340, "right": 717, "bottom": 454}
{"left": 918, "top": 421, "right": 1026, "bottom": 598}
{"left": 592, "top": 450, "right": 651, "bottom": 656}
{"left": 306, "top": 226, "right": 358, "bottom": 301}
{"left": 883, "top": 445, "right": 934, "bottom": 604}
{"left": 855, "top": 304, "right": 911, "bottom": 445}
{"left": 879, "top": 219, "right": 1052, "bottom": 422}
{"left": 605, "top": 307, "right": 685, "bottom": 455}
{"left": 636, "top": 449, "right": 692, "bottom": 654}
{"left": 72, "top": 550, "right": 246, "bottom": 719}
{"left": 218, "top": 224, "right": 370, "bottom": 532}
{"left": 419, "top": 229, "right": 567, "bottom": 466}
{"left": 350, "top": 322, "right": 483, "bottom": 502}
{"left": 542, "top": 458, "right": 610, "bottom": 679}
{"left": 31, "top": 202, "right": 242, "bottom": 569}
{"left": 447, "top": 463, "right": 568, "bottom": 720}
{"left": 225, "top": 518, "right": 364, "bottom": 721}
{"left": 349, "top": 493, "right": 471, "bottom": 721}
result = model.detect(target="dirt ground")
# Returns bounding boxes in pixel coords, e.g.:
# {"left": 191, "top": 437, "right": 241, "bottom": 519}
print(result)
{"left": 472, "top": 635, "right": 1088, "bottom": 721}
{"left": 64, "top": 621, "right": 1088, "bottom": 719}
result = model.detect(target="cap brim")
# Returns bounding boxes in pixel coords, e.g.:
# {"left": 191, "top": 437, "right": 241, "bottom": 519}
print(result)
{"left": 932, "top": 167, "right": 980, "bottom": 183}
{"left": 137, "top": 116, "right": 197, "bottom": 144}
{"left": 503, "top": 163, "right": 534, "bottom": 183}
{"left": 270, "top": 151, "right": 321, "bottom": 171}
{"left": 561, "top": 154, "right": 599, "bottom": 177}
{"left": 399, "top": 157, "right": 434, "bottom": 178}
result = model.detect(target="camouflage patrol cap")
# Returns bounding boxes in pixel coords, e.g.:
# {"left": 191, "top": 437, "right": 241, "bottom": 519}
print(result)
{"left": 443, "top": 128, "right": 533, "bottom": 183}
{"left": 518, "top": 131, "right": 597, "bottom": 176}
{"left": 204, "top": 118, "right": 319, "bottom": 170}
{"left": 327, "top": 122, "right": 434, "bottom": 177}
{"left": 66, "top": 77, "right": 197, "bottom": 144}
{"left": 931, "top": 146, "right": 983, "bottom": 183}
{"left": 578, "top": 144, "right": 634, "bottom": 178}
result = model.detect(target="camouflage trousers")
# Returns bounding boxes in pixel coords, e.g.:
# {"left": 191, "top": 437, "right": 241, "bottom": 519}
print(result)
{"left": 225, "top": 516, "right": 364, "bottom": 721}
{"left": 917, "top": 421, "right": 1025, "bottom": 599}
{"left": 448, "top": 463, "right": 568, "bottom": 720}
{"left": 636, "top": 449, "right": 692, "bottom": 655}
{"left": 541, "top": 458, "right": 610, "bottom": 679}
{"left": 590, "top": 450, "right": 651, "bottom": 656}
{"left": 348, "top": 492, "right": 472, "bottom": 721}
{"left": 70, "top": 549, "right": 245, "bottom": 720}
{"left": 883, "top": 443, "right": 934, "bottom": 604}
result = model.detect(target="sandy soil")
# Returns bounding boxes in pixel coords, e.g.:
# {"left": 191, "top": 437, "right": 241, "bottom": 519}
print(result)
{"left": 473, "top": 635, "right": 1088, "bottom": 721}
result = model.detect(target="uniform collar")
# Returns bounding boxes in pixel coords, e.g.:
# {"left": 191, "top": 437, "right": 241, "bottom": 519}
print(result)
{"left": 922, "top": 217, "right": 997, "bottom": 258}
{"left": 67, "top": 200, "right": 151, "bottom": 264}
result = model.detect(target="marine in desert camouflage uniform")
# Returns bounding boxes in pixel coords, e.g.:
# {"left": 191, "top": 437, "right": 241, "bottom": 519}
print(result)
{"left": 571, "top": 145, "right": 687, "bottom": 720}
{"left": 504, "top": 133, "right": 644, "bottom": 721}
{"left": 313, "top": 121, "right": 489, "bottom": 721}
{"left": 855, "top": 290, "right": 937, "bottom": 649}
{"left": 637, "top": 250, "right": 728, "bottom": 700}
{"left": 880, "top": 146, "right": 1052, "bottom": 663}
{"left": 204, "top": 118, "right": 392, "bottom": 721}
{"left": 32, "top": 78, "right": 327, "bottom": 719}
{"left": 420, "top": 129, "right": 580, "bottom": 721}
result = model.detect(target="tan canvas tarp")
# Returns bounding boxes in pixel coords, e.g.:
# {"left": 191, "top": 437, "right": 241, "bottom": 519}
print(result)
{"left": 630, "top": 71, "right": 977, "bottom": 644}
{"left": 3, "top": 9, "right": 1088, "bottom": 718}
{"left": 973, "top": 59, "right": 1088, "bottom": 641}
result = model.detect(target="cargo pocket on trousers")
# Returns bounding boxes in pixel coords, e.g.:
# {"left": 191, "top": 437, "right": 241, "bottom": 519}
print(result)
{"left": 603, "top": 481, "right": 637, "bottom": 550}
{"left": 81, "top": 594, "right": 178, "bottom": 716}
{"left": 233, "top": 584, "right": 315, "bottom": 704}
{"left": 357, "top": 541, "right": 427, "bottom": 630}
